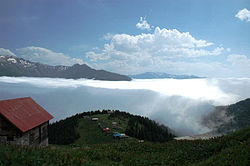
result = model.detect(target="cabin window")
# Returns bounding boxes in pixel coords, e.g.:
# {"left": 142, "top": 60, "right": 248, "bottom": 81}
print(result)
{"left": 7, "top": 136, "right": 14, "bottom": 141}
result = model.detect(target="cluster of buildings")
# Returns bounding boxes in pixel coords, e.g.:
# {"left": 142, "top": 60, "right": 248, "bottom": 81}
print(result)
{"left": 94, "top": 117, "right": 129, "bottom": 139}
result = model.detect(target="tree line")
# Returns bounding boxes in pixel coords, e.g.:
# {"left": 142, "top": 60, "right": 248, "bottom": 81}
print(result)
{"left": 110, "top": 111, "right": 174, "bottom": 142}
{"left": 49, "top": 110, "right": 174, "bottom": 145}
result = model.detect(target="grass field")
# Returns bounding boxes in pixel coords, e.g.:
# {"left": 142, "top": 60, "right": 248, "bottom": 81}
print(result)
{"left": 1, "top": 126, "right": 250, "bottom": 165}
{"left": 74, "top": 114, "right": 130, "bottom": 145}
{"left": 75, "top": 118, "right": 114, "bottom": 145}
{"left": 92, "top": 113, "right": 129, "bottom": 133}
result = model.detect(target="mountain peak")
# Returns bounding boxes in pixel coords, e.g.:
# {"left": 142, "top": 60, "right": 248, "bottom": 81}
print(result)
{"left": 0, "top": 55, "right": 131, "bottom": 81}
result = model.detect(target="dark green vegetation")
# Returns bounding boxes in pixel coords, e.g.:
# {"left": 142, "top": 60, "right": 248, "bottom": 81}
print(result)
{"left": 218, "top": 98, "right": 250, "bottom": 133}
{"left": 49, "top": 110, "right": 174, "bottom": 145}
{"left": 1, "top": 126, "right": 250, "bottom": 165}
{"left": 0, "top": 55, "right": 131, "bottom": 81}
{"left": 110, "top": 111, "right": 173, "bottom": 142}
{"left": 49, "top": 110, "right": 106, "bottom": 145}
{"left": 203, "top": 98, "right": 250, "bottom": 134}
{"left": 48, "top": 114, "right": 80, "bottom": 145}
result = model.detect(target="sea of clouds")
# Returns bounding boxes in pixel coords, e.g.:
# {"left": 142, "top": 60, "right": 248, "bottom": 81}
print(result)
{"left": 1, "top": 77, "right": 250, "bottom": 136}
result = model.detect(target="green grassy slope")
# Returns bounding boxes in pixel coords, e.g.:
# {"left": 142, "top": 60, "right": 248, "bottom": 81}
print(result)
{"left": 95, "top": 113, "right": 129, "bottom": 133}
{"left": 49, "top": 110, "right": 173, "bottom": 145}
{"left": 74, "top": 117, "right": 115, "bottom": 145}
{"left": 64, "top": 113, "right": 132, "bottom": 145}
{"left": 1, "top": 126, "right": 250, "bottom": 166}
{"left": 49, "top": 111, "right": 131, "bottom": 146}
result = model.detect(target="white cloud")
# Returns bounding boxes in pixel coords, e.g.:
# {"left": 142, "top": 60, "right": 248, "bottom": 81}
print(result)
{"left": 235, "top": 8, "right": 250, "bottom": 22}
{"left": 86, "top": 51, "right": 109, "bottom": 62}
{"left": 227, "top": 54, "right": 250, "bottom": 77}
{"left": 16, "top": 46, "right": 84, "bottom": 66}
{"left": 103, "top": 33, "right": 114, "bottom": 40}
{"left": 0, "top": 48, "right": 16, "bottom": 57}
{"left": 153, "top": 27, "right": 213, "bottom": 48}
{"left": 92, "top": 47, "right": 99, "bottom": 50}
{"left": 136, "top": 17, "right": 153, "bottom": 31}
{"left": 227, "top": 54, "right": 250, "bottom": 66}
{"left": 86, "top": 27, "right": 225, "bottom": 75}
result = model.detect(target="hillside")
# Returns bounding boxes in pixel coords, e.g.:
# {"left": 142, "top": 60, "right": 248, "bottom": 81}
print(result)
{"left": 129, "top": 72, "right": 203, "bottom": 79}
{"left": 0, "top": 55, "right": 131, "bottom": 81}
{"left": 48, "top": 110, "right": 174, "bottom": 145}
{"left": 1, "top": 126, "right": 250, "bottom": 165}
{"left": 203, "top": 98, "right": 250, "bottom": 134}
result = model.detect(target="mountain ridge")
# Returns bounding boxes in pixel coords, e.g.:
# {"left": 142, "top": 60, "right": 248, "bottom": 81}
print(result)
{"left": 0, "top": 55, "right": 131, "bottom": 81}
{"left": 129, "top": 72, "right": 204, "bottom": 79}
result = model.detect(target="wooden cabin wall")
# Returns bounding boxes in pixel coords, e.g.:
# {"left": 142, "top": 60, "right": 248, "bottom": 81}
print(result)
{"left": 28, "top": 122, "right": 49, "bottom": 146}
{"left": 0, "top": 115, "right": 23, "bottom": 144}
{"left": 0, "top": 116, "right": 49, "bottom": 146}
{"left": 0, "top": 115, "right": 18, "bottom": 136}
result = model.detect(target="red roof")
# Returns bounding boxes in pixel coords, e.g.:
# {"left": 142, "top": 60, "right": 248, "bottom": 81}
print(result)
{"left": 0, "top": 97, "right": 53, "bottom": 133}
{"left": 103, "top": 128, "right": 111, "bottom": 131}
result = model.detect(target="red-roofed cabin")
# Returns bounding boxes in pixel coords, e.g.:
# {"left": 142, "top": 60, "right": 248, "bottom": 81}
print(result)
{"left": 0, "top": 97, "right": 53, "bottom": 146}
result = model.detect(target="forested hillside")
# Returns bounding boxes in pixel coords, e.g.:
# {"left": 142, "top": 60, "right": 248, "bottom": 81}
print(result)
{"left": 109, "top": 111, "right": 173, "bottom": 142}
{"left": 49, "top": 110, "right": 106, "bottom": 145}
{"left": 203, "top": 98, "right": 250, "bottom": 134}
{"left": 218, "top": 98, "right": 250, "bottom": 133}
{"left": 48, "top": 110, "right": 174, "bottom": 145}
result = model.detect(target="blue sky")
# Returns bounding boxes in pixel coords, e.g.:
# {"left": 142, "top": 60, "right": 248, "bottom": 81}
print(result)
{"left": 0, "top": 0, "right": 250, "bottom": 77}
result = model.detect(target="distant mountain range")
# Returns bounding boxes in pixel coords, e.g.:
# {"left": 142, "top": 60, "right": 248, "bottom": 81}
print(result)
{"left": 0, "top": 55, "right": 131, "bottom": 81}
{"left": 203, "top": 98, "right": 250, "bottom": 134}
{"left": 129, "top": 72, "right": 204, "bottom": 79}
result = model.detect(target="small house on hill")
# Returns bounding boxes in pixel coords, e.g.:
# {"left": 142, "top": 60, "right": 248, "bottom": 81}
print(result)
{"left": 0, "top": 97, "right": 53, "bottom": 146}
{"left": 92, "top": 117, "right": 98, "bottom": 121}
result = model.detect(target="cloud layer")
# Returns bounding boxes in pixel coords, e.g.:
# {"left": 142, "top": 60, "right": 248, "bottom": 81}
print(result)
{"left": 0, "top": 47, "right": 84, "bottom": 66}
{"left": 0, "top": 76, "right": 233, "bottom": 104}
{"left": 1, "top": 77, "right": 250, "bottom": 135}
{"left": 0, "top": 48, "right": 16, "bottom": 57}
{"left": 235, "top": 8, "right": 250, "bottom": 22}
{"left": 16, "top": 46, "right": 83, "bottom": 66}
